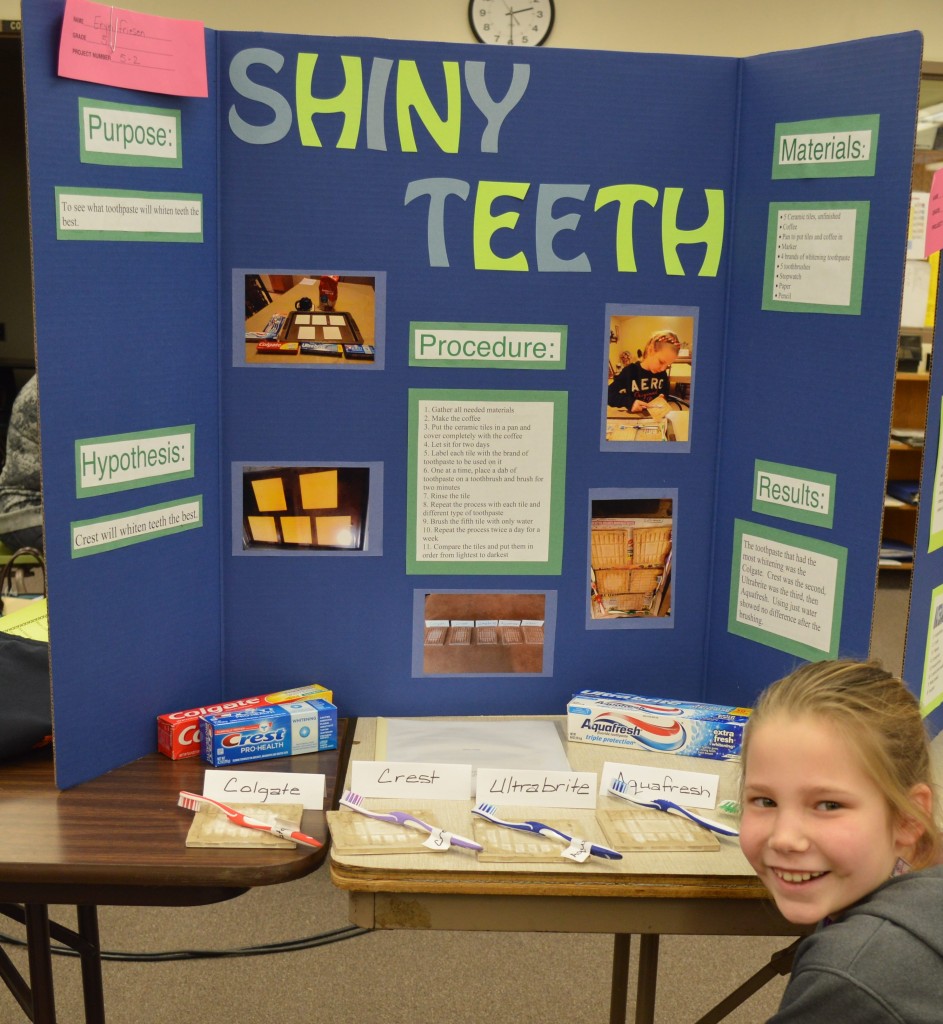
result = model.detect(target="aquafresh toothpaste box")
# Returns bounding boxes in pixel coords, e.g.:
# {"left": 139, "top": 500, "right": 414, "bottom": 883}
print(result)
{"left": 566, "top": 690, "right": 751, "bottom": 761}
{"left": 157, "top": 683, "right": 333, "bottom": 759}
{"left": 200, "top": 698, "right": 338, "bottom": 767}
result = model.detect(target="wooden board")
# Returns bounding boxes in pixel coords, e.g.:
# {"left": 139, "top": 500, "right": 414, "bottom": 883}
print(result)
{"left": 472, "top": 816, "right": 597, "bottom": 864}
{"left": 597, "top": 808, "right": 720, "bottom": 853}
{"left": 327, "top": 809, "right": 435, "bottom": 855}
{"left": 185, "top": 802, "right": 302, "bottom": 849}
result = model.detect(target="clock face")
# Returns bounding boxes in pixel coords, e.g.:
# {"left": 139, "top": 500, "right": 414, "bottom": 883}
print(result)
{"left": 468, "top": 0, "right": 555, "bottom": 46}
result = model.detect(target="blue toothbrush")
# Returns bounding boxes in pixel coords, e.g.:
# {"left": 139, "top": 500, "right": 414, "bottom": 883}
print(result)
{"left": 608, "top": 778, "right": 739, "bottom": 837}
{"left": 472, "top": 803, "right": 623, "bottom": 860}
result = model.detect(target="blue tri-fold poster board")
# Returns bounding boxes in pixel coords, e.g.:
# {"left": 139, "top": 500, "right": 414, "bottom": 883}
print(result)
{"left": 21, "top": 0, "right": 922, "bottom": 786}
{"left": 902, "top": 272, "right": 942, "bottom": 727}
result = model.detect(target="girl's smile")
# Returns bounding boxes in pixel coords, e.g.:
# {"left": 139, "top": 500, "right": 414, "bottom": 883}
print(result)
{"left": 739, "top": 713, "right": 917, "bottom": 925}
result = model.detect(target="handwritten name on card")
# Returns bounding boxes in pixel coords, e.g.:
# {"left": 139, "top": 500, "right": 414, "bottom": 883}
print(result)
{"left": 600, "top": 761, "right": 719, "bottom": 810}
{"left": 350, "top": 760, "right": 472, "bottom": 800}
{"left": 203, "top": 770, "right": 325, "bottom": 809}
{"left": 925, "top": 167, "right": 943, "bottom": 259}
{"left": 475, "top": 768, "right": 597, "bottom": 808}
{"left": 59, "top": 0, "right": 208, "bottom": 97}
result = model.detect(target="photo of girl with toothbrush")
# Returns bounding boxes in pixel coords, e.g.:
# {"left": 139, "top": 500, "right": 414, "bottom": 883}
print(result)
{"left": 739, "top": 660, "right": 943, "bottom": 1022}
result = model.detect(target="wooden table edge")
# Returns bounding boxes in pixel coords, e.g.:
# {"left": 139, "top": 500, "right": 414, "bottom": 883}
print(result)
{"left": 329, "top": 859, "right": 773, "bottom": 900}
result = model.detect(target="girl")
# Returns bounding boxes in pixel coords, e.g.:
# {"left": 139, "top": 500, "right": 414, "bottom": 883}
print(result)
{"left": 739, "top": 660, "right": 943, "bottom": 1022}
{"left": 607, "top": 330, "right": 681, "bottom": 414}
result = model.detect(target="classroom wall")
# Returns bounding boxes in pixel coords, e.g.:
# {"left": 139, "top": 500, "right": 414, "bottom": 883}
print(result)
{"left": 3, "top": 0, "right": 942, "bottom": 60}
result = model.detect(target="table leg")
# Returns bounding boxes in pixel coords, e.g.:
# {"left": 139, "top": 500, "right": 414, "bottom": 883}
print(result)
{"left": 635, "top": 934, "right": 660, "bottom": 1024}
{"left": 693, "top": 939, "right": 799, "bottom": 1024}
{"left": 609, "top": 934, "right": 631, "bottom": 1024}
{"left": 76, "top": 907, "right": 105, "bottom": 1024}
{"left": 24, "top": 903, "right": 56, "bottom": 1023}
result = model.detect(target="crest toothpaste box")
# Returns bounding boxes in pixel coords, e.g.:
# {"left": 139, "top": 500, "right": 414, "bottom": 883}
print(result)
{"left": 566, "top": 690, "right": 750, "bottom": 761}
{"left": 158, "top": 683, "right": 333, "bottom": 760}
{"left": 201, "top": 698, "right": 338, "bottom": 767}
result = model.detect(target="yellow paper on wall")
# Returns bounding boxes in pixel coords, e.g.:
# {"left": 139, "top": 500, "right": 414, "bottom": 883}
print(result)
{"left": 927, "top": 251, "right": 939, "bottom": 328}
{"left": 315, "top": 515, "right": 353, "bottom": 547}
{"left": 280, "top": 516, "right": 313, "bottom": 544}
{"left": 251, "top": 476, "right": 287, "bottom": 512}
{"left": 300, "top": 469, "right": 338, "bottom": 509}
{"left": 248, "top": 515, "right": 278, "bottom": 543}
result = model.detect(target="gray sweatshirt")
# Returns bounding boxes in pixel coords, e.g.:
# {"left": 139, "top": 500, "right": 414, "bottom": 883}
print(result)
{"left": 769, "top": 865, "right": 943, "bottom": 1023}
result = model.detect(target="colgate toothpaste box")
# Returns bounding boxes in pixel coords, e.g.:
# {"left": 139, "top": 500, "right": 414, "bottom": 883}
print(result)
{"left": 566, "top": 690, "right": 750, "bottom": 761}
{"left": 157, "top": 684, "right": 333, "bottom": 759}
{"left": 200, "top": 698, "right": 337, "bottom": 767}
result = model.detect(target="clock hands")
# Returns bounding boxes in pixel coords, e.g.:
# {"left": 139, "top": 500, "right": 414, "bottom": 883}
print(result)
{"left": 502, "top": 3, "right": 534, "bottom": 45}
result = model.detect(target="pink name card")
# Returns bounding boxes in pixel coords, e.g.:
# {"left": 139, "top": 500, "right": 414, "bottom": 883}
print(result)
{"left": 58, "top": 0, "right": 208, "bottom": 98}
{"left": 925, "top": 168, "right": 943, "bottom": 260}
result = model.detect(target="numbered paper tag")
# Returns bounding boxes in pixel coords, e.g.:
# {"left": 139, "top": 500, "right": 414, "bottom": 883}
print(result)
{"left": 562, "top": 838, "right": 591, "bottom": 863}
{"left": 423, "top": 828, "right": 454, "bottom": 852}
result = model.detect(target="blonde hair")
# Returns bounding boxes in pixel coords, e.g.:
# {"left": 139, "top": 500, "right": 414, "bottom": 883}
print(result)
{"left": 642, "top": 330, "right": 681, "bottom": 359}
{"left": 742, "top": 660, "right": 940, "bottom": 868}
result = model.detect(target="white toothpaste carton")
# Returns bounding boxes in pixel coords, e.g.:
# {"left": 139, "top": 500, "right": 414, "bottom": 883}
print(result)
{"left": 567, "top": 690, "right": 750, "bottom": 761}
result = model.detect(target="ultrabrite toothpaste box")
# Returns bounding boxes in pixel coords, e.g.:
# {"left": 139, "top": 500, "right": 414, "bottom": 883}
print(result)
{"left": 157, "top": 683, "right": 332, "bottom": 760}
{"left": 201, "top": 698, "right": 338, "bottom": 766}
{"left": 567, "top": 690, "right": 751, "bottom": 761}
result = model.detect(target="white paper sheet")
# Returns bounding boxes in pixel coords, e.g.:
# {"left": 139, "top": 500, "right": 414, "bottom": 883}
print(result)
{"left": 379, "top": 718, "right": 572, "bottom": 781}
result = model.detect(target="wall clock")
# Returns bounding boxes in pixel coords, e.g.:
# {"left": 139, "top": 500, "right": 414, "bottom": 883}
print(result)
{"left": 468, "top": 0, "right": 555, "bottom": 46}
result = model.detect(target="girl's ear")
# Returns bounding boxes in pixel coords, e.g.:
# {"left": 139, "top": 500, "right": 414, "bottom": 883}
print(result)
{"left": 894, "top": 783, "right": 933, "bottom": 850}
{"left": 910, "top": 783, "right": 934, "bottom": 817}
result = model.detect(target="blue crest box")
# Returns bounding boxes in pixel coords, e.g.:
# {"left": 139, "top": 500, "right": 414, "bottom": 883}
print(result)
{"left": 201, "top": 698, "right": 338, "bottom": 766}
{"left": 567, "top": 690, "right": 751, "bottom": 761}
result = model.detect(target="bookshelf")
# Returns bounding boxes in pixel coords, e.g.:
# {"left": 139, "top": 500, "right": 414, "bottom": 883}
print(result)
{"left": 882, "top": 363, "right": 930, "bottom": 570}
{"left": 879, "top": 64, "right": 943, "bottom": 570}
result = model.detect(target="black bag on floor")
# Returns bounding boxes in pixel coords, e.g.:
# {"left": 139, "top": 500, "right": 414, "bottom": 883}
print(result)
{"left": 0, "top": 630, "right": 51, "bottom": 758}
{"left": 0, "top": 546, "right": 46, "bottom": 615}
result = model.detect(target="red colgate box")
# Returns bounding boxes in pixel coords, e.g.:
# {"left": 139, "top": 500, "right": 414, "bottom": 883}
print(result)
{"left": 157, "top": 684, "right": 333, "bottom": 759}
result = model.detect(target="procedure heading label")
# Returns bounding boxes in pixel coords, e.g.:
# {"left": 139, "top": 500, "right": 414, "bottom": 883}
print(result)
{"left": 409, "top": 322, "right": 567, "bottom": 368}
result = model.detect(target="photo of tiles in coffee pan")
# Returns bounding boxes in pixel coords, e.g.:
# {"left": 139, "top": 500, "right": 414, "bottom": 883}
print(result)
{"left": 421, "top": 591, "right": 548, "bottom": 675}
{"left": 241, "top": 465, "right": 371, "bottom": 552}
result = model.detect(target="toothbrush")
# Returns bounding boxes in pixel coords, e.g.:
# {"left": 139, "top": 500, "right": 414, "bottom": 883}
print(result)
{"left": 339, "top": 790, "right": 483, "bottom": 851}
{"left": 608, "top": 779, "right": 739, "bottom": 837}
{"left": 472, "top": 803, "right": 623, "bottom": 860}
{"left": 177, "top": 791, "right": 323, "bottom": 848}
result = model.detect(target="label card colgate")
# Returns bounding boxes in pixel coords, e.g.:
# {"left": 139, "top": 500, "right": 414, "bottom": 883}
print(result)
{"left": 203, "top": 769, "right": 325, "bottom": 810}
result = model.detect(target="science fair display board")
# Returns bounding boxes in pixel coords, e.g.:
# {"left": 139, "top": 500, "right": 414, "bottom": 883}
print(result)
{"left": 22, "top": 0, "right": 922, "bottom": 785}
{"left": 903, "top": 272, "right": 943, "bottom": 729}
